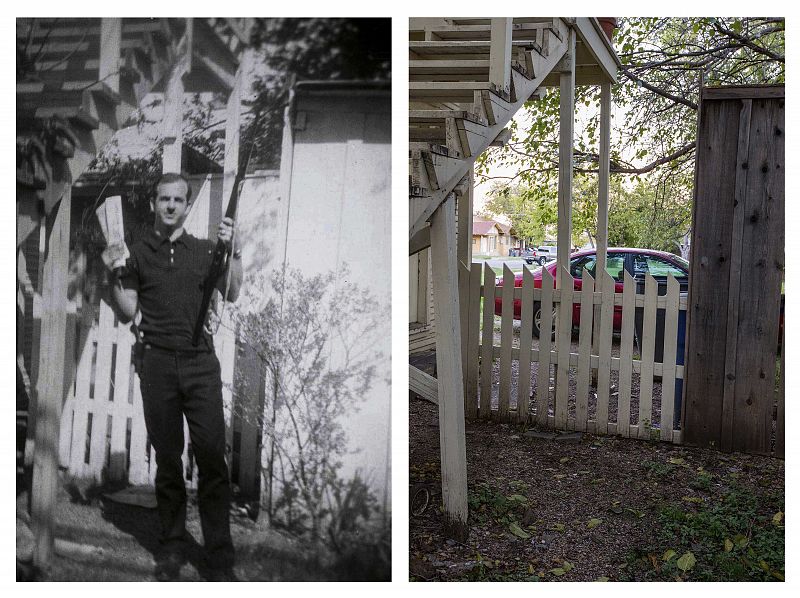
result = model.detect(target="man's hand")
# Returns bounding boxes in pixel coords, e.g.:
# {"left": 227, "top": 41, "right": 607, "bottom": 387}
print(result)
{"left": 102, "top": 243, "right": 128, "bottom": 272}
{"left": 217, "top": 217, "right": 237, "bottom": 251}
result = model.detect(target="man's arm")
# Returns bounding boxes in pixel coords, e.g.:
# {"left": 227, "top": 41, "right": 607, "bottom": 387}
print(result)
{"left": 222, "top": 254, "right": 243, "bottom": 302}
{"left": 111, "top": 275, "right": 138, "bottom": 323}
{"left": 215, "top": 217, "right": 243, "bottom": 302}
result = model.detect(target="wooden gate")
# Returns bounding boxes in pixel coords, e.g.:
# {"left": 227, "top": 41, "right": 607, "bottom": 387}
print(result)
{"left": 683, "top": 85, "right": 784, "bottom": 456}
{"left": 462, "top": 262, "right": 687, "bottom": 443}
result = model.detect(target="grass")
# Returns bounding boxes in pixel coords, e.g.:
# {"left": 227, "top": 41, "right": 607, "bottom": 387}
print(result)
{"left": 623, "top": 479, "right": 784, "bottom": 581}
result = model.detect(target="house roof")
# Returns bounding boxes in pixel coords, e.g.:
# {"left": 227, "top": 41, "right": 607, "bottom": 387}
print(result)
{"left": 473, "top": 220, "right": 500, "bottom": 236}
{"left": 495, "top": 221, "right": 514, "bottom": 235}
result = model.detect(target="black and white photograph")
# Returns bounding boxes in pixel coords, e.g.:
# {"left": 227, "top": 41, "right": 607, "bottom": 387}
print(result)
{"left": 16, "top": 17, "right": 391, "bottom": 581}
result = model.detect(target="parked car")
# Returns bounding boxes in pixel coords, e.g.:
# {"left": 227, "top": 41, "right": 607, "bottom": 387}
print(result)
{"left": 522, "top": 244, "right": 558, "bottom": 265}
{"left": 494, "top": 247, "right": 690, "bottom": 337}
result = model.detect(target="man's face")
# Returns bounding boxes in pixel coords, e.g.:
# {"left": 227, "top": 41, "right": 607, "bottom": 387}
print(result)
{"left": 154, "top": 180, "right": 190, "bottom": 230}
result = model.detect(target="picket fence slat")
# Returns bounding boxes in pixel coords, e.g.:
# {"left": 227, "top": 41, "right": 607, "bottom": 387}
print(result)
{"left": 617, "top": 271, "right": 636, "bottom": 437}
{"left": 638, "top": 274, "right": 658, "bottom": 439}
{"left": 595, "top": 271, "right": 615, "bottom": 434}
{"left": 465, "top": 263, "right": 482, "bottom": 419}
{"left": 498, "top": 265, "right": 514, "bottom": 420}
{"left": 554, "top": 267, "right": 572, "bottom": 429}
{"left": 458, "top": 261, "right": 469, "bottom": 401}
{"left": 660, "top": 275, "right": 680, "bottom": 442}
{"left": 479, "top": 264, "right": 495, "bottom": 419}
{"left": 517, "top": 266, "right": 535, "bottom": 423}
{"left": 575, "top": 270, "right": 594, "bottom": 431}
{"left": 536, "top": 267, "right": 555, "bottom": 427}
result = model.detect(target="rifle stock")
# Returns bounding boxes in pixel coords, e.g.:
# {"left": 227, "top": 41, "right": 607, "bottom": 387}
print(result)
{"left": 192, "top": 170, "right": 244, "bottom": 346}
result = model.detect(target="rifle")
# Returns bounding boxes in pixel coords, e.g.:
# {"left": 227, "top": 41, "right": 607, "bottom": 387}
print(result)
{"left": 192, "top": 167, "right": 245, "bottom": 346}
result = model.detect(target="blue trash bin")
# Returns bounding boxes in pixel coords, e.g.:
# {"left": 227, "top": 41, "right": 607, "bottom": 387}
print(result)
{"left": 673, "top": 307, "right": 687, "bottom": 430}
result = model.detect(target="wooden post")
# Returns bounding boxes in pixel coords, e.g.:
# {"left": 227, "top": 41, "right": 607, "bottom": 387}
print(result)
{"left": 556, "top": 28, "right": 575, "bottom": 285}
{"left": 31, "top": 183, "right": 72, "bottom": 569}
{"left": 430, "top": 194, "right": 468, "bottom": 542}
{"left": 593, "top": 82, "right": 611, "bottom": 361}
{"left": 489, "top": 18, "right": 512, "bottom": 96}
{"left": 162, "top": 20, "right": 193, "bottom": 173}
{"left": 99, "top": 19, "right": 121, "bottom": 94}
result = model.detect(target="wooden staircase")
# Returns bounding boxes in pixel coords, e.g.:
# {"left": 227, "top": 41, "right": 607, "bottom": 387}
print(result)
{"left": 409, "top": 17, "right": 572, "bottom": 248}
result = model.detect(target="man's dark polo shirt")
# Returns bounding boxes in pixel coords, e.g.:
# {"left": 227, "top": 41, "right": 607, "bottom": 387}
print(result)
{"left": 121, "top": 229, "right": 217, "bottom": 351}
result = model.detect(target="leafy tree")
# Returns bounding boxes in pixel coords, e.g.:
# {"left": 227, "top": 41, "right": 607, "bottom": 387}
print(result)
{"left": 476, "top": 18, "right": 784, "bottom": 252}
{"left": 233, "top": 266, "right": 388, "bottom": 542}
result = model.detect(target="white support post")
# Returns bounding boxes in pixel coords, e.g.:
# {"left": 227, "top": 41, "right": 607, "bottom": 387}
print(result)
{"left": 222, "top": 51, "right": 251, "bottom": 206}
{"left": 556, "top": 28, "right": 576, "bottom": 285}
{"left": 489, "top": 18, "right": 513, "bottom": 96}
{"left": 593, "top": 81, "right": 611, "bottom": 361}
{"left": 162, "top": 19, "right": 193, "bottom": 173}
{"left": 596, "top": 82, "right": 611, "bottom": 276}
{"left": 430, "top": 193, "right": 469, "bottom": 542}
{"left": 99, "top": 19, "right": 121, "bottom": 94}
{"left": 456, "top": 172, "right": 474, "bottom": 267}
{"left": 31, "top": 185, "right": 72, "bottom": 569}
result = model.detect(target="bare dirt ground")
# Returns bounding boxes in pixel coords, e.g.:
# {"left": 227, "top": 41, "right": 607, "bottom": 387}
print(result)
{"left": 409, "top": 399, "right": 785, "bottom": 582}
{"left": 16, "top": 480, "right": 383, "bottom": 582}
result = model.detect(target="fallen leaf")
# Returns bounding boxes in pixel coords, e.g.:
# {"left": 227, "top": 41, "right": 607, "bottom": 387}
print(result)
{"left": 669, "top": 457, "right": 685, "bottom": 465}
{"left": 507, "top": 494, "right": 528, "bottom": 503}
{"left": 733, "top": 534, "right": 749, "bottom": 549}
{"left": 560, "top": 457, "right": 571, "bottom": 464}
{"left": 676, "top": 551, "right": 696, "bottom": 572}
{"left": 772, "top": 511, "right": 784, "bottom": 525}
{"left": 509, "top": 522, "right": 531, "bottom": 539}
{"left": 562, "top": 561, "right": 574, "bottom": 572}
{"left": 596, "top": 576, "right": 610, "bottom": 582}
{"left": 724, "top": 538, "right": 734, "bottom": 552}
{"left": 682, "top": 496, "right": 703, "bottom": 504}
{"left": 549, "top": 568, "right": 566, "bottom": 576}
{"left": 663, "top": 549, "right": 677, "bottom": 561}
{"left": 551, "top": 523, "right": 565, "bottom": 532}
{"left": 587, "top": 518, "right": 603, "bottom": 529}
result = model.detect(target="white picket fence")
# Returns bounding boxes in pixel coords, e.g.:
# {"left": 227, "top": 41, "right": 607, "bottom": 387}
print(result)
{"left": 460, "top": 262, "right": 687, "bottom": 443}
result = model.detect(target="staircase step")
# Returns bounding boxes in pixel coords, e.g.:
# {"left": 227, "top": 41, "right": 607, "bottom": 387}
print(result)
{"left": 450, "top": 17, "right": 562, "bottom": 34}
{"left": 410, "top": 111, "right": 488, "bottom": 157}
{"left": 409, "top": 110, "right": 487, "bottom": 126}
{"left": 410, "top": 39, "right": 542, "bottom": 58}
{"left": 410, "top": 59, "right": 489, "bottom": 77}
{"left": 34, "top": 105, "right": 100, "bottom": 130}
{"left": 420, "top": 23, "right": 546, "bottom": 49}
{"left": 410, "top": 81, "right": 511, "bottom": 104}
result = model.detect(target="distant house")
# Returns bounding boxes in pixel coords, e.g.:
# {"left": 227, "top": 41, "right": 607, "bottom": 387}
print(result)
{"left": 472, "top": 219, "right": 518, "bottom": 256}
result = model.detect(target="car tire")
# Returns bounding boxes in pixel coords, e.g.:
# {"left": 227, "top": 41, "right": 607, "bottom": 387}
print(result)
{"left": 538, "top": 257, "right": 548, "bottom": 266}
{"left": 525, "top": 258, "right": 533, "bottom": 265}
{"left": 532, "top": 301, "right": 557, "bottom": 340}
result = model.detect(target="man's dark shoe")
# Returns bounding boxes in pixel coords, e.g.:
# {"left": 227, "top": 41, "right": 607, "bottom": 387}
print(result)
{"left": 155, "top": 552, "right": 183, "bottom": 581}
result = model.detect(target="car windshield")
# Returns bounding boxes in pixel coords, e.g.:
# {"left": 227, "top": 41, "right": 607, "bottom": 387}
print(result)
{"left": 673, "top": 255, "right": 690, "bottom": 269}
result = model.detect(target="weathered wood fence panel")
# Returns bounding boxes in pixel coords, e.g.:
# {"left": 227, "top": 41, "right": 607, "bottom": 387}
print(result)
{"left": 684, "top": 85, "right": 784, "bottom": 456}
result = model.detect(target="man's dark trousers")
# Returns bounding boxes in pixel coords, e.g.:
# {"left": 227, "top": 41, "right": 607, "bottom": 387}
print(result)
{"left": 140, "top": 344, "right": 234, "bottom": 568}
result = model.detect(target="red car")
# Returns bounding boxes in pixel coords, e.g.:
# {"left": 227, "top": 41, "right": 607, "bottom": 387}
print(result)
{"left": 494, "top": 248, "right": 689, "bottom": 337}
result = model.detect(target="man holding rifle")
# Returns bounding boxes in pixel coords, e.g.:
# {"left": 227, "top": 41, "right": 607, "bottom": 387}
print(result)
{"left": 105, "top": 172, "right": 242, "bottom": 581}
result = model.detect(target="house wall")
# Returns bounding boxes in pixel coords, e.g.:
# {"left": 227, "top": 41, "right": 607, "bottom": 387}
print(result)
{"left": 270, "top": 87, "right": 391, "bottom": 500}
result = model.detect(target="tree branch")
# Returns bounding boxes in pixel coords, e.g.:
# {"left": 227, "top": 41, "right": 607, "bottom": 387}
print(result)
{"left": 620, "top": 65, "right": 698, "bottom": 110}
{"left": 712, "top": 21, "right": 784, "bottom": 63}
